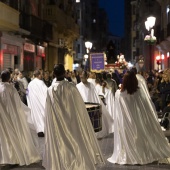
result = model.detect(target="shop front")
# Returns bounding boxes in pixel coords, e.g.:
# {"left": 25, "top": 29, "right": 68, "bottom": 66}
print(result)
{"left": 36, "top": 45, "right": 45, "bottom": 70}
{"left": 23, "top": 43, "right": 35, "bottom": 71}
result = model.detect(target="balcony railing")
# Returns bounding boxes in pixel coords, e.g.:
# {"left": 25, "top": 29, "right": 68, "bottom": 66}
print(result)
{"left": 0, "top": 2, "right": 19, "bottom": 31}
{"left": 20, "top": 12, "right": 53, "bottom": 41}
{"left": 44, "top": 5, "right": 79, "bottom": 37}
{"left": 44, "top": 5, "right": 67, "bottom": 31}
{"left": 20, "top": 12, "right": 43, "bottom": 38}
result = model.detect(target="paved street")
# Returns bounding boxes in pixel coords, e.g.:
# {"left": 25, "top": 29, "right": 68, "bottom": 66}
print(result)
{"left": 1, "top": 131, "right": 170, "bottom": 170}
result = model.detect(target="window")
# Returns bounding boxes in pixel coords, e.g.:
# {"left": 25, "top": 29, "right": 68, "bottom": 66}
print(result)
{"left": 77, "top": 44, "right": 80, "bottom": 53}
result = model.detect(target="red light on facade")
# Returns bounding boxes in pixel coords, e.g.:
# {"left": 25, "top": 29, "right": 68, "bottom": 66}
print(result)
{"left": 161, "top": 54, "right": 164, "bottom": 60}
{"left": 156, "top": 55, "right": 160, "bottom": 60}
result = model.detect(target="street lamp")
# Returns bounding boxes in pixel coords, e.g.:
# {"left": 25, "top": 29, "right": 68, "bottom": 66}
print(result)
{"left": 85, "top": 41, "right": 93, "bottom": 71}
{"left": 144, "top": 16, "right": 156, "bottom": 71}
{"left": 84, "top": 54, "right": 88, "bottom": 70}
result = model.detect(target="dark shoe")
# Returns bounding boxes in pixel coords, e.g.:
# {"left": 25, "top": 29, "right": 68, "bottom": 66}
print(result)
{"left": 38, "top": 132, "right": 44, "bottom": 137}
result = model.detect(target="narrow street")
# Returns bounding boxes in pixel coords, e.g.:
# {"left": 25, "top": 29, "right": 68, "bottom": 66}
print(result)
{"left": 1, "top": 131, "right": 170, "bottom": 170}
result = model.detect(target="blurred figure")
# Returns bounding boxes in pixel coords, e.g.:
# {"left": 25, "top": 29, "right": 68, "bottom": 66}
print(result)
{"left": 106, "top": 73, "right": 117, "bottom": 96}
{"left": 108, "top": 71, "right": 170, "bottom": 165}
{"left": 43, "top": 70, "right": 52, "bottom": 87}
{"left": 43, "top": 64, "right": 104, "bottom": 170}
{"left": 27, "top": 69, "right": 47, "bottom": 137}
{"left": 76, "top": 71, "right": 114, "bottom": 138}
{"left": 88, "top": 72, "right": 96, "bottom": 86}
{"left": 0, "top": 70, "right": 41, "bottom": 166}
{"left": 74, "top": 70, "right": 81, "bottom": 84}
{"left": 70, "top": 71, "right": 77, "bottom": 85}
{"left": 17, "top": 71, "right": 28, "bottom": 90}
{"left": 12, "top": 71, "right": 27, "bottom": 105}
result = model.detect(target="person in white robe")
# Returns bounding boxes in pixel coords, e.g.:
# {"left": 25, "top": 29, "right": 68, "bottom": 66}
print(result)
{"left": 0, "top": 70, "right": 41, "bottom": 166}
{"left": 95, "top": 79, "right": 115, "bottom": 122}
{"left": 76, "top": 71, "right": 114, "bottom": 138}
{"left": 88, "top": 72, "right": 96, "bottom": 86}
{"left": 27, "top": 69, "right": 47, "bottom": 137}
{"left": 131, "top": 67, "right": 158, "bottom": 119}
{"left": 108, "top": 71, "right": 170, "bottom": 165}
{"left": 43, "top": 64, "right": 105, "bottom": 170}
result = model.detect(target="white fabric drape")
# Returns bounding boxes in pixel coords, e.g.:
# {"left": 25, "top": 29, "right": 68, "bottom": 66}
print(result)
{"left": 108, "top": 89, "right": 170, "bottom": 165}
{"left": 0, "top": 82, "right": 41, "bottom": 165}
{"left": 43, "top": 80, "right": 105, "bottom": 170}
{"left": 27, "top": 78, "right": 47, "bottom": 133}
{"left": 76, "top": 82, "right": 114, "bottom": 138}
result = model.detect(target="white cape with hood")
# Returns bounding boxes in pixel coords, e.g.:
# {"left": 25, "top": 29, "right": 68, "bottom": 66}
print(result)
{"left": 0, "top": 82, "right": 41, "bottom": 165}
{"left": 76, "top": 82, "right": 114, "bottom": 138}
{"left": 108, "top": 89, "right": 170, "bottom": 165}
{"left": 43, "top": 80, "right": 105, "bottom": 170}
{"left": 136, "top": 74, "right": 158, "bottom": 119}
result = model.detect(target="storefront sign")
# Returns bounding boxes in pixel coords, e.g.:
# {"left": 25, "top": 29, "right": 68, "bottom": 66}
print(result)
{"left": 24, "top": 43, "right": 35, "bottom": 53}
{"left": 90, "top": 53, "right": 105, "bottom": 72}
{"left": 3, "top": 44, "right": 18, "bottom": 55}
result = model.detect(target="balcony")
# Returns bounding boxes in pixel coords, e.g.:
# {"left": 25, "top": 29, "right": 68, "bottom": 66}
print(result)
{"left": 20, "top": 12, "right": 53, "bottom": 41}
{"left": 44, "top": 5, "right": 79, "bottom": 37}
{"left": 0, "top": 2, "right": 19, "bottom": 31}
{"left": 44, "top": 5, "right": 67, "bottom": 32}
{"left": 20, "top": 12, "right": 43, "bottom": 39}
{"left": 43, "top": 21, "right": 53, "bottom": 41}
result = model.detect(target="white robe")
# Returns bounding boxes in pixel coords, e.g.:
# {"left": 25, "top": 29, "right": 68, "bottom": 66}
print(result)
{"left": 27, "top": 78, "right": 47, "bottom": 133}
{"left": 95, "top": 84, "right": 115, "bottom": 123}
{"left": 43, "top": 80, "right": 105, "bottom": 170}
{"left": 0, "top": 82, "right": 41, "bottom": 165}
{"left": 76, "top": 82, "right": 114, "bottom": 138}
{"left": 88, "top": 78, "right": 96, "bottom": 86}
{"left": 108, "top": 89, "right": 170, "bottom": 165}
{"left": 136, "top": 74, "right": 158, "bottom": 119}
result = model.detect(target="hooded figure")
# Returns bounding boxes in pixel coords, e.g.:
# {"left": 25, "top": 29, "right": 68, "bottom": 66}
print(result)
{"left": 43, "top": 64, "right": 105, "bottom": 170}
{"left": 0, "top": 70, "right": 41, "bottom": 166}
{"left": 108, "top": 71, "right": 170, "bottom": 165}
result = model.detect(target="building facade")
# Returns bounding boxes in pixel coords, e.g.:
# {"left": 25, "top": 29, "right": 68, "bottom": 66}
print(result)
{"left": 0, "top": 0, "right": 79, "bottom": 72}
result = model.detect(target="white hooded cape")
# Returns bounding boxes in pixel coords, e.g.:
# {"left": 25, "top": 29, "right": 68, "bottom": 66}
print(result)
{"left": 43, "top": 80, "right": 105, "bottom": 170}
{"left": 0, "top": 82, "right": 41, "bottom": 165}
{"left": 108, "top": 89, "right": 170, "bottom": 165}
{"left": 136, "top": 74, "right": 158, "bottom": 119}
{"left": 77, "top": 82, "right": 114, "bottom": 138}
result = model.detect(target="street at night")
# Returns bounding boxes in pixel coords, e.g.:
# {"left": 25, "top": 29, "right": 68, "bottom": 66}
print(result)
{"left": 1, "top": 132, "right": 170, "bottom": 170}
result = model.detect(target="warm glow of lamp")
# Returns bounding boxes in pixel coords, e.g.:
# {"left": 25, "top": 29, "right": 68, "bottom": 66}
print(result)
{"left": 161, "top": 54, "right": 164, "bottom": 60}
{"left": 147, "top": 16, "right": 156, "bottom": 28}
{"left": 85, "top": 41, "right": 92, "bottom": 49}
{"left": 84, "top": 54, "right": 88, "bottom": 59}
{"left": 145, "top": 20, "right": 150, "bottom": 31}
{"left": 167, "top": 52, "right": 170, "bottom": 58}
{"left": 85, "top": 41, "right": 92, "bottom": 53}
{"left": 156, "top": 55, "right": 160, "bottom": 60}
